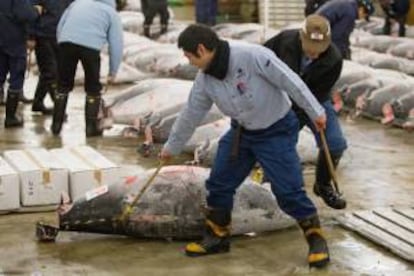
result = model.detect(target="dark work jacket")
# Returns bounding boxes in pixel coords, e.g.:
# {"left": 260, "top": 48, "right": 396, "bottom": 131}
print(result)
{"left": 317, "top": 0, "right": 358, "bottom": 58}
{"left": 0, "top": 0, "right": 39, "bottom": 57}
{"left": 28, "top": 0, "right": 74, "bottom": 38}
{"left": 263, "top": 29, "right": 343, "bottom": 103}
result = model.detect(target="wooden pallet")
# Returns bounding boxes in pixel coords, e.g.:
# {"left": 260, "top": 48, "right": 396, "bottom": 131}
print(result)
{"left": 336, "top": 208, "right": 414, "bottom": 263}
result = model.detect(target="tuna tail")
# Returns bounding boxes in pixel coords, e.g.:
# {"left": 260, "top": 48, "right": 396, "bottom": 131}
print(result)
{"left": 381, "top": 103, "right": 395, "bottom": 125}
{"left": 36, "top": 221, "right": 59, "bottom": 242}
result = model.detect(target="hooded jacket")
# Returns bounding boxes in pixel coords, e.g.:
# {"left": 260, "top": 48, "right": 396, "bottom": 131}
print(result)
{"left": 57, "top": 0, "right": 123, "bottom": 75}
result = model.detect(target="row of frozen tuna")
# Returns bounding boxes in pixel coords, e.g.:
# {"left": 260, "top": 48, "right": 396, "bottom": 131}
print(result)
{"left": 332, "top": 61, "right": 414, "bottom": 130}
{"left": 102, "top": 78, "right": 319, "bottom": 165}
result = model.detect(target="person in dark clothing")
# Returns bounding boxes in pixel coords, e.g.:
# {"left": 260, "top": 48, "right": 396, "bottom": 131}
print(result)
{"left": 317, "top": 0, "right": 375, "bottom": 59}
{"left": 305, "top": 0, "right": 330, "bottom": 16}
{"left": 195, "top": 0, "right": 218, "bottom": 26}
{"left": 52, "top": 0, "right": 123, "bottom": 137}
{"left": 264, "top": 14, "right": 348, "bottom": 210}
{"left": 160, "top": 24, "right": 331, "bottom": 268}
{"left": 380, "top": 0, "right": 411, "bottom": 37}
{"left": 27, "top": 0, "right": 74, "bottom": 115}
{"left": 141, "top": 0, "right": 169, "bottom": 38}
{"left": 0, "top": 0, "right": 42, "bottom": 127}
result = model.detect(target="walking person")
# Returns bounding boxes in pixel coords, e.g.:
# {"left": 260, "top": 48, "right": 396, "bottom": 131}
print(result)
{"left": 27, "top": 0, "right": 74, "bottom": 115}
{"left": 160, "top": 24, "right": 330, "bottom": 268}
{"left": 140, "top": 0, "right": 169, "bottom": 38}
{"left": 195, "top": 0, "right": 218, "bottom": 26}
{"left": 51, "top": 0, "right": 123, "bottom": 137}
{"left": 317, "top": 0, "right": 375, "bottom": 59}
{"left": 380, "top": 0, "right": 410, "bottom": 37}
{"left": 264, "top": 14, "right": 348, "bottom": 210}
{"left": 0, "top": 0, "right": 42, "bottom": 127}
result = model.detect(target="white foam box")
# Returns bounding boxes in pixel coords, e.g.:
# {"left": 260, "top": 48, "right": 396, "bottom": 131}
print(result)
{"left": 50, "top": 146, "right": 120, "bottom": 200}
{"left": 3, "top": 149, "right": 69, "bottom": 206}
{"left": 0, "top": 156, "right": 20, "bottom": 211}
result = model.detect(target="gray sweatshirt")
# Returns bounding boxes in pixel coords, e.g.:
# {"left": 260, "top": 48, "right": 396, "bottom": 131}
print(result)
{"left": 164, "top": 41, "right": 325, "bottom": 155}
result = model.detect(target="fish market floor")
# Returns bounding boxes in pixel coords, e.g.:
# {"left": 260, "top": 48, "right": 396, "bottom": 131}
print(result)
{"left": 0, "top": 85, "right": 413, "bottom": 275}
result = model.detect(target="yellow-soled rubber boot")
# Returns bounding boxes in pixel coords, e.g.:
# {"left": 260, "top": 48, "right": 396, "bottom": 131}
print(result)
{"left": 185, "top": 208, "right": 231, "bottom": 257}
{"left": 298, "top": 215, "right": 330, "bottom": 268}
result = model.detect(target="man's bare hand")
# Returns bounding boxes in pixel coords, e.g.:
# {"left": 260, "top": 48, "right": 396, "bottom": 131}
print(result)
{"left": 313, "top": 114, "right": 327, "bottom": 132}
{"left": 34, "top": 5, "right": 43, "bottom": 15}
{"left": 106, "top": 74, "right": 115, "bottom": 85}
{"left": 27, "top": 40, "right": 36, "bottom": 51}
{"left": 159, "top": 147, "right": 173, "bottom": 163}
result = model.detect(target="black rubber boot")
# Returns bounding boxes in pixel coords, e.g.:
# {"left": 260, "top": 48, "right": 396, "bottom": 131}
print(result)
{"left": 185, "top": 208, "right": 231, "bottom": 257}
{"left": 0, "top": 87, "right": 5, "bottom": 106}
{"left": 32, "top": 82, "right": 53, "bottom": 115}
{"left": 160, "top": 24, "right": 168, "bottom": 35}
{"left": 85, "top": 95, "right": 103, "bottom": 137}
{"left": 313, "top": 151, "right": 346, "bottom": 209}
{"left": 4, "top": 90, "right": 24, "bottom": 128}
{"left": 143, "top": 24, "right": 151, "bottom": 38}
{"left": 298, "top": 215, "right": 330, "bottom": 268}
{"left": 51, "top": 93, "right": 68, "bottom": 136}
{"left": 19, "top": 90, "right": 33, "bottom": 104}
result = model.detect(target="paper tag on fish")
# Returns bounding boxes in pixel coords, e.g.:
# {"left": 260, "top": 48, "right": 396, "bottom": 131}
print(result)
{"left": 85, "top": 185, "right": 108, "bottom": 201}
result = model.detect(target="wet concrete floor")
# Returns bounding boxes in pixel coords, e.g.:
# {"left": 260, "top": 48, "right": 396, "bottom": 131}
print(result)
{"left": 0, "top": 74, "right": 413, "bottom": 275}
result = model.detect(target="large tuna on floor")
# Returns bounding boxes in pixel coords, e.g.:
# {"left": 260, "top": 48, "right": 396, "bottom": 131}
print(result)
{"left": 36, "top": 166, "right": 295, "bottom": 241}
{"left": 382, "top": 91, "right": 414, "bottom": 129}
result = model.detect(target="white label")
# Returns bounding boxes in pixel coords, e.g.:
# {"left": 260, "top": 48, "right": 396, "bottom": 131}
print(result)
{"left": 85, "top": 185, "right": 109, "bottom": 201}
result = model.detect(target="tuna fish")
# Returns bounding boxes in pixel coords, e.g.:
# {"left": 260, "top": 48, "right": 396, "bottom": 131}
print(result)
{"left": 74, "top": 55, "right": 147, "bottom": 85}
{"left": 389, "top": 41, "right": 414, "bottom": 60}
{"left": 382, "top": 91, "right": 414, "bottom": 130}
{"left": 36, "top": 166, "right": 295, "bottom": 241}
{"left": 190, "top": 129, "right": 318, "bottom": 166}
{"left": 341, "top": 77, "right": 402, "bottom": 109}
{"left": 353, "top": 35, "right": 407, "bottom": 53}
{"left": 356, "top": 83, "right": 414, "bottom": 120}
{"left": 108, "top": 79, "right": 193, "bottom": 125}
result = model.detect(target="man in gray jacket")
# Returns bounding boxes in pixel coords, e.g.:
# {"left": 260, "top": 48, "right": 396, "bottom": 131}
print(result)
{"left": 51, "top": 0, "right": 123, "bottom": 137}
{"left": 160, "top": 24, "right": 330, "bottom": 268}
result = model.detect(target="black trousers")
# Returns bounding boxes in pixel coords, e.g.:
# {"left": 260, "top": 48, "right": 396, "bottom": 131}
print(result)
{"left": 57, "top": 42, "right": 101, "bottom": 96}
{"left": 143, "top": 2, "right": 169, "bottom": 25}
{"left": 383, "top": 15, "right": 407, "bottom": 37}
{"left": 34, "top": 37, "right": 59, "bottom": 90}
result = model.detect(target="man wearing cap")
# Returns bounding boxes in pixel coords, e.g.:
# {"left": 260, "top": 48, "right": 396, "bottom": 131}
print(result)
{"left": 160, "top": 24, "right": 330, "bottom": 268}
{"left": 316, "top": 0, "right": 375, "bottom": 59}
{"left": 264, "top": 14, "right": 347, "bottom": 210}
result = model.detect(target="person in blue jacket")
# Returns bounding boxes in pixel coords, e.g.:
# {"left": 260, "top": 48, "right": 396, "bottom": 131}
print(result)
{"left": 27, "top": 0, "right": 74, "bottom": 115}
{"left": 380, "top": 0, "right": 411, "bottom": 37}
{"left": 305, "top": 0, "right": 330, "bottom": 16}
{"left": 317, "top": 0, "right": 375, "bottom": 59}
{"left": 51, "top": 0, "right": 123, "bottom": 137}
{"left": 0, "top": 0, "right": 42, "bottom": 127}
{"left": 160, "top": 24, "right": 330, "bottom": 268}
{"left": 195, "top": 0, "right": 218, "bottom": 26}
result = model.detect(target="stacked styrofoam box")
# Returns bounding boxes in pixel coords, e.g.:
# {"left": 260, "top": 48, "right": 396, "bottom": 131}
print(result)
{"left": 3, "top": 149, "right": 68, "bottom": 206}
{"left": 0, "top": 156, "right": 20, "bottom": 211}
{"left": 51, "top": 146, "right": 120, "bottom": 200}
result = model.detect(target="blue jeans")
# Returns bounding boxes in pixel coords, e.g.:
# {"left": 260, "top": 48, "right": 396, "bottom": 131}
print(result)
{"left": 297, "top": 100, "right": 347, "bottom": 155}
{"left": 206, "top": 110, "right": 317, "bottom": 220}
{"left": 0, "top": 49, "right": 26, "bottom": 91}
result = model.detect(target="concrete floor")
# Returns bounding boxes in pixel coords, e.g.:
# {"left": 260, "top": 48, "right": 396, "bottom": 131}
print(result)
{"left": 0, "top": 76, "right": 413, "bottom": 275}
